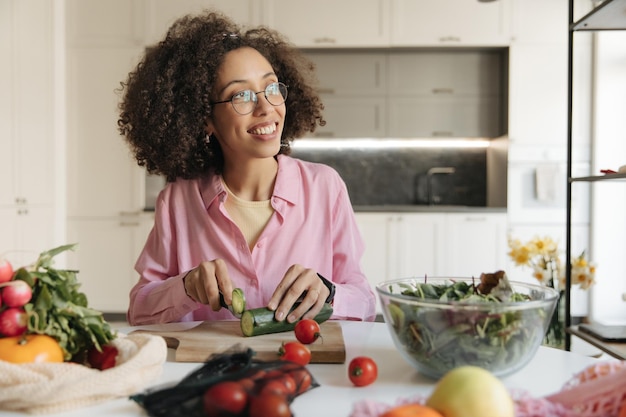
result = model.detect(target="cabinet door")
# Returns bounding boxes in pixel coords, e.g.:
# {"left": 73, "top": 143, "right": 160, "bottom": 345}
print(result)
{"left": 388, "top": 96, "right": 503, "bottom": 138}
{"left": 305, "top": 52, "right": 387, "bottom": 96}
{"left": 387, "top": 51, "right": 503, "bottom": 96}
{"left": 145, "top": 0, "right": 258, "bottom": 45}
{"left": 66, "top": 0, "right": 144, "bottom": 46}
{"left": 260, "top": 0, "right": 390, "bottom": 47}
{"left": 440, "top": 213, "right": 507, "bottom": 278}
{"left": 395, "top": 213, "right": 443, "bottom": 279}
{"left": 311, "top": 98, "right": 386, "bottom": 138}
{"left": 67, "top": 215, "right": 153, "bottom": 313}
{"left": 391, "top": 0, "right": 512, "bottom": 46}
{"left": 0, "top": 207, "right": 54, "bottom": 268}
{"left": 66, "top": 47, "right": 146, "bottom": 217}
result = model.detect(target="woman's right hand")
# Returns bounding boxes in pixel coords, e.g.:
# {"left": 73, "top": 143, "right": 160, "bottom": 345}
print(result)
{"left": 182, "top": 259, "right": 233, "bottom": 311}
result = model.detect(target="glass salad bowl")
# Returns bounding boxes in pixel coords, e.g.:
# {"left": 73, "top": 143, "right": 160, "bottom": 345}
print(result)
{"left": 376, "top": 275, "right": 559, "bottom": 379}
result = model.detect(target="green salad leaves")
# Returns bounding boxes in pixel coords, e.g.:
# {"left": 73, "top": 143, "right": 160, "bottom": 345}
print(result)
{"left": 385, "top": 275, "right": 550, "bottom": 378}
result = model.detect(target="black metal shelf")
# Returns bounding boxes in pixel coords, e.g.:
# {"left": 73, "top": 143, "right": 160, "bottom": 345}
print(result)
{"left": 572, "top": 0, "right": 626, "bottom": 31}
{"left": 570, "top": 172, "right": 626, "bottom": 182}
{"left": 565, "top": 0, "right": 626, "bottom": 352}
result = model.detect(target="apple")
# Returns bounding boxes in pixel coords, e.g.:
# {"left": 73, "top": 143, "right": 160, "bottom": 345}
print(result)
{"left": 0, "top": 258, "right": 14, "bottom": 283}
{"left": 426, "top": 366, "right": 514, "bottom": 417}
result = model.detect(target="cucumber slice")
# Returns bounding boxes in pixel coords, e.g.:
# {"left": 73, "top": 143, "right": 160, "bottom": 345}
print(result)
{"left": 230, "top": 288, "right": 246, "bottom": 316}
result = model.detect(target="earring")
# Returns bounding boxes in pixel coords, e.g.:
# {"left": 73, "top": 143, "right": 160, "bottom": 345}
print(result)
{"left": 205, "top": 134, "right": 211, "bottom": 144}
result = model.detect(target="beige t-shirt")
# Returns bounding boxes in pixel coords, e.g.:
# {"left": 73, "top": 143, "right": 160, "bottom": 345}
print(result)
{"left": 222, "top": 180, "right": 274, "bottom": 250}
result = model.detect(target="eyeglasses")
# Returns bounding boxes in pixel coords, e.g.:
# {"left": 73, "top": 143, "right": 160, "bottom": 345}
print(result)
{"left": 211, "top": 82, "right": 288, "bottom": 115}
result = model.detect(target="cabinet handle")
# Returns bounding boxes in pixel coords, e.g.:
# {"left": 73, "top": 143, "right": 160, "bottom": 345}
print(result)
{"left": 432, "top": 131, "right": 454, "bottom": 137}
{"left": 120, "top": 222, "right": 140, "bottom": 227}
{"left": 439, "top": 36, "right": 461, "bottom": 42}
{"left": 314, "top": 132, "right": 335, "bottom": 138}
{"left": 432, "top": 88, "right": 454, "bottom": 94}
{"left": 15, "top": 197, "right": 27, "bottom": 205}
{"left": 17, "top": 208, "right": 28, "bottom": 215}
{"left": 464, "top": 217, "right": 487, "bottom": 222}
{"left": 317, "top": 88, "right": 335, "bottom": 94}
{"left": 119, "top": 211, "right": 141, "bottom": 216}
{"left": 313, "top": 37, "right": 336, "bottom": 44}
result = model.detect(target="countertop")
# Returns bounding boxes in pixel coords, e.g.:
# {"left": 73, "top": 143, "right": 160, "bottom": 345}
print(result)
{"left": 353, "top": 205, "right": 507, "bottom": 213}
{"left": 6, "top": 321, "right": 607, "bottom": 417}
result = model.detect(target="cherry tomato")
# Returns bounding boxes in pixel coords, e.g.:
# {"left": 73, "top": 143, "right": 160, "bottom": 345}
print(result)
{"left": 259, "top": 374, "right": 297, "bottom": 397}
{"left": 278, "top": 341, "right": 311, "bottom": 366}
{"left": 348, "top": 356, "right": 378, "bottom": 387}
{"left": 248, "top": 392, "right": 292, "bottom": 417}
{"left": 294, "top": 319, "right": 321, "bottom": 344}
{"left": 203, "top": 381, "right": 248, "bottom": 417}
{"left": 286, "top": 367, "right": 313, "bottom": 394}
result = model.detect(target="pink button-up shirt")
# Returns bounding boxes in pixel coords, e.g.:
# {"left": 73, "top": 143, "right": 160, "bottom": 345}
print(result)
{"left": 128, "top": 155, "right": 376, "bottom": 325}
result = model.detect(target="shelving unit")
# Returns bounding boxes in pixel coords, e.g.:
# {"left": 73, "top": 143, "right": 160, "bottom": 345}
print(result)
{"left": 565, "top": 0, "right": 626, "bottom": 351}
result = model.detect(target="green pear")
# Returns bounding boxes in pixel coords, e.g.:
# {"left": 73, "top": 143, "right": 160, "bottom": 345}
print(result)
{"left": 426, "top": 366, "right": 514, "bottom": 417}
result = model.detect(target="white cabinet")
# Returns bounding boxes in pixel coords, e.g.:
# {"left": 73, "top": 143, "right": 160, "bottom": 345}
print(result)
{"left": 355, "top": 213, "right": 443, "bottom": 313}
{"left": 390, "top": 0, "right": 512, "bottom": 47}
{"left": 66, "top": 47, "right": 145, "bottom": 217}
{"left": 260, "top": 0, "right": 390, "bottom": 47}
{"left": 440, "top": 213, "right": 508, "bottom": 278}
{"left": 355, "top": 211, "right": 508, "bottom": 312}
{"left": 0, "top": 1, "right": 57, "bottom": 257}
{"left": 145, "top": 0, "right": 259, "bottom": 45}
{"left": 67, "top": 214, "right": 153, "bottom": 312}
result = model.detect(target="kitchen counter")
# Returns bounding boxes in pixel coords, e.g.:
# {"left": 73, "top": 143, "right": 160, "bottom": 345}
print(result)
{"left": 353, "top": 205, "right": 507, "bottom": 213}
{"left": 5, "top": 321, "right": 607, "bottom": 417}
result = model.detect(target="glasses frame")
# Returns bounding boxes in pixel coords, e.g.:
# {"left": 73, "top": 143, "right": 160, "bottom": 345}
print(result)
{"left": 211, "top": 82, "right": 288, "bottom": 115}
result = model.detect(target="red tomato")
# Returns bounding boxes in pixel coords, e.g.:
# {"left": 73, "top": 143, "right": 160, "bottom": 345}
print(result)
{"left": 294, "top": 319, "right": 321, "bottom": 344}
{"left": 1, "top": 280, "right": 32, "bottom": 308}
{"left": 248, "top": 393, "right": 292, "bottom": 417}
{"left": 348, "top": 356, "right": 378, "bottom": 387}
{"left": 259, "top": 374, "right": 297, "bottom": 397}
{"left": 286, "top": 368, "right": 313, "bottom": 394}
{"left": 0, "top": 259, "right": 13, "bottom": 283}
{"left": 203, "top": 381, "right": 248, "bottom": 417}
{"left": 278, "top": 341, "right": 311, "bottom": 366}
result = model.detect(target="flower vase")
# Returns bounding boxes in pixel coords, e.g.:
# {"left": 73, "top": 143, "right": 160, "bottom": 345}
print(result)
{"left": 543, "top": 290, "right": 566, "bottom": 349}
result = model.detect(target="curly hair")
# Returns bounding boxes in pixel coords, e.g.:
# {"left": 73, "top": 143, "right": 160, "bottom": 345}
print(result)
{"left": 117, "top": 10, "right": 325, "bottom": 181}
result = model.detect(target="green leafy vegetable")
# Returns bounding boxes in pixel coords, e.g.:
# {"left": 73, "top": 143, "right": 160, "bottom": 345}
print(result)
{"left": 14, "top": 244, "right": 116, "bottom": 361}
{"left": 386, "top": 278, "right": 549, "bottom": 377}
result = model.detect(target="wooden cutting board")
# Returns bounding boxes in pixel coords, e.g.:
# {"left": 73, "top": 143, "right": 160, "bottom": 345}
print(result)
{"left": 131, "top": 321, "right": 346, "bottom": 363}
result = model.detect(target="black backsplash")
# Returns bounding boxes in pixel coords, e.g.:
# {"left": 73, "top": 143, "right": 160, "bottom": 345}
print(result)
{"left": 292, "top": 147, "right": 487, "bottom": 206}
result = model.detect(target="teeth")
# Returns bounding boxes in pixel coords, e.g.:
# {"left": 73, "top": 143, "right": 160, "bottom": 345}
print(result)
{"left": 250, "top": 124, "right": 276, "bottom": 135}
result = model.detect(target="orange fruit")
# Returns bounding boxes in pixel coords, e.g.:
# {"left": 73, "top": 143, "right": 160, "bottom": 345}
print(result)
{"left": 380, "top": 404, "right": 444, "bottom": 417}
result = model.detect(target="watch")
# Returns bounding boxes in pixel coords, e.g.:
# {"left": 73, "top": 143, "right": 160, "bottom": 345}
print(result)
{"left": 317, "top": 273, "right": 336, "bottom": 304}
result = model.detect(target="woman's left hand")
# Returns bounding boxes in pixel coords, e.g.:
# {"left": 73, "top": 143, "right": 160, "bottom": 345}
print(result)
{"left": 267, "top": 264, "right": 330, "bottom": 323}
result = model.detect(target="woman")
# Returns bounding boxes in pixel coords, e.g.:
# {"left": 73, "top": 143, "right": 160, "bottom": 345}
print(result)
{"left": 118, "top": 11, "right": 376, "bottom": 325}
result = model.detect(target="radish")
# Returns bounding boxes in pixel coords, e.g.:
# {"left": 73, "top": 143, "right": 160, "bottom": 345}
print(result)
{"left": 1, "top": 280, "right": 32, "bottom": 307}
{"left": 0, "top": 307, "right": 28, "bottom": 337}
{"left": 0, "top": 258, "right": 13, "bottom": 283}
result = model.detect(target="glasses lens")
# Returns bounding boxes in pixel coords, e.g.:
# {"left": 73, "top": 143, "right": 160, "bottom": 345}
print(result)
{"left": 231, "top": 90, "right": 256, "bottom": 114}
{"left": 265, "top": 82, "right": 288, "bottom": 106}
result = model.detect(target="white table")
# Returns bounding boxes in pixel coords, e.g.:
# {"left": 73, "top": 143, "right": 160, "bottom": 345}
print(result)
{"left": 2, "top": 321, "right": 606, "bottom": 417}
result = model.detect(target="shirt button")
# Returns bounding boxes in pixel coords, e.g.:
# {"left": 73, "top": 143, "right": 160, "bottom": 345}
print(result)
{"left": 257, "top": 241, "right": 263, "bottom": 248}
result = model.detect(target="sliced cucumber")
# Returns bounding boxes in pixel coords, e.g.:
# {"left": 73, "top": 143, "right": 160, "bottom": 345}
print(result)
{"left": 240, "top": 302, "right": 333, "bottom": 337}
{"left": 230, "top": 288, "right": 246, "bottom": 316}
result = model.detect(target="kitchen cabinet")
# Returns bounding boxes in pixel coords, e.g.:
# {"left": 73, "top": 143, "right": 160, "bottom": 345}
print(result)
{"left": 66, "top": 214, "right": 154, "bottom": 312}
{"left": 355, "top": 211, "right": 507, "bottom": 312}
{"left": 260, "top": 0, "right": 390, "bottom": 47}
{"left": 144, "top": 0, "right": 259, "bottom": 45}
{"left": 355, "top": 213, "right": 443, "bottom": 312}
{"left": 390, "top": 0, "right": 512, "bottom": 47}
{"left": 441, "top": 213, "right": 508, "bottom": 277}
{"left": 0, "top": 0, "right": 57, "bottom": 258}
{"left": 303, "top": 49, "right": 507, "bottom": 138}
{"left": 565, "top": 0, "right": 626, "bottom": 352}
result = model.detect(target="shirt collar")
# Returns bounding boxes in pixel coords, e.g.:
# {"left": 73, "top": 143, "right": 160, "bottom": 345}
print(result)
{"left": 199, "top": 155, "right": 300, "bottom": 209}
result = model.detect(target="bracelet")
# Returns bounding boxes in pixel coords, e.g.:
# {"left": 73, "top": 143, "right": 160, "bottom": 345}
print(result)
{"left": 317, "top": 273, "right": 336, "bottom": 304}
